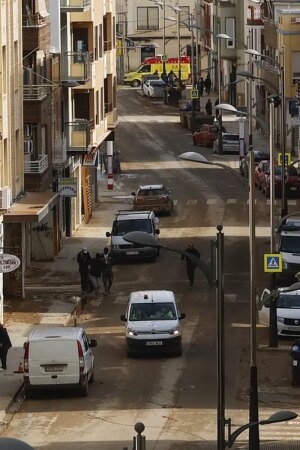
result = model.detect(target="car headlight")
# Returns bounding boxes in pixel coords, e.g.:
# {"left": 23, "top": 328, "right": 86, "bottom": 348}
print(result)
{"left": 168, "top": 326, "right": 180, "bottom": 335}
{"left": 282, "top": 259, "right": 288, "bottom": 269}
{"left": 277, "top": 316, "right": 284, "bottom": 323}
{"left": 127, "top": 328, "right": 137, "bottom": 336}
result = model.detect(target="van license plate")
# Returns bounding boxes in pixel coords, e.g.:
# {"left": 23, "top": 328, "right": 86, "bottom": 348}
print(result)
{"left": 45, "top": 365, "right": 64, "bottom": 372}
{"left": 146, "top": 341, "right": 162, "bottom": 346}
{"left": 126, "top": 251, "right": 139, "bottom": 255}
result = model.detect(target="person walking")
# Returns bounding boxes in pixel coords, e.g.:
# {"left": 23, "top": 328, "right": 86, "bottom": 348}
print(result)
{"left": 0, "top": 323, "right": 12, "bottom": 370}
{"left": 215, "top": 97, "right": 220, "bottom": 118}
{"left": 197, "top": 77, "right": 205, "bottom": 96}
{"left": 181, "top": 242, "right": 201, "bottom": 288}
{"left": 100, "top": 247, "right": 114, "bottom": 295}
{"left": 205, "top": 98, "right": 213, "bottom": 116}
{"left": 90, "top": 253, "right": 102, "bottom": 296}
{"left": 167, "top": 70, "right": 175, "bottom": 86}
{"left": 77, "top": 247, "right": 91, "bottom": 293}
{"left": 204, "top": 74, "right": 211, "bottom": 95}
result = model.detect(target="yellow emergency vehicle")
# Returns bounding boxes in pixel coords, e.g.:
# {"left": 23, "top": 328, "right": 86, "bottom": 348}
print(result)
{"left": 123, "top": 57, "right": 191, "bottom": 87}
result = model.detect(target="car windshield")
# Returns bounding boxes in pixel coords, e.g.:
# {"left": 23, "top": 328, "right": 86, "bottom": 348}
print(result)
{"left": 224, "top": 134, "right": 239, "bottom": 141}
{"left": 277, "top": 294, "right": 300, "bottom": 308}
{"left": 129, "top": 302, "right": 177, "bottom": 321}
{"left": 112, "top": 219, "right": 152, "bottom": 236}
{"left": 138, "top": 189, "right": 166, "bottom": 197}
{"left": 280, "top": 235, "right": 300, "bottom": 253}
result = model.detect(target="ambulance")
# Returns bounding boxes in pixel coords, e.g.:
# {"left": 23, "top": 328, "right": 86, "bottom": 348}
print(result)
{"left": 123, "top": 56, "right": 191, "bottom": 87}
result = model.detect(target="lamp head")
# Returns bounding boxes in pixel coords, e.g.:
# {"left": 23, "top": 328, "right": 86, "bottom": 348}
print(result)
{"left": 215, "top": 103, "right": 238, "bottom": 113}
{"left": 179, "top": 152, "right": 210, "bottom": 164}
{"left": 123, "top": 231, "right": 161, "bottom": 249}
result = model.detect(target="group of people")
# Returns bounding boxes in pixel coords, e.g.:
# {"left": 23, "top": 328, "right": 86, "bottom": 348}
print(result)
{"left": 77, "top": 247, "right": 113, "bottom": 296}
{"left": 197, "top": 74, "right": 212, "bottom": 96}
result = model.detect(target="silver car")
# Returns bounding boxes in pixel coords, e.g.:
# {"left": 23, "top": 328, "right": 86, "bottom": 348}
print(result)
{"left": 143, "top": 79, "right": 166, "bottom": 98}
{"left": 213, "top": 132, "right": 240, "bottom": 154}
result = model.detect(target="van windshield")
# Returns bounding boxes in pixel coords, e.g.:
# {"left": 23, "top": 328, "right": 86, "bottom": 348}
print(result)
{"left": 112, "top": 219, "right": 152, "bottom": 236}
{"left": 280, "top": 235, "right": 300, "bottom": 253}
{"left": 129, "top": 302, "right": 177, "bottom": 321}
{"left": 278, "top": 294, "right": 300, "bottom": 308}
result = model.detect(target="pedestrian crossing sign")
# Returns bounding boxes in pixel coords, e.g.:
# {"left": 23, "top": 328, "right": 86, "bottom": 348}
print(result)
{"left": 191, "top": 89, "right": 199, "bottom": 99}
{"left": 264, "top": 254, "right": 282, "bottom": 272}
{"left": 278, "top": 152, "right": 291, "bottom": 166}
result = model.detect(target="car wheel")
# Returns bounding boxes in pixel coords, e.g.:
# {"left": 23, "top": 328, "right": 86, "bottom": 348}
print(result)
{"left": 131, "top": 80, "right": 141, "bottom": 88}
{"left": 80, "top": 376, "right": 89, "bottom": 397}
{"left": 89, "top": 369, "right": 94, "bottom": 384}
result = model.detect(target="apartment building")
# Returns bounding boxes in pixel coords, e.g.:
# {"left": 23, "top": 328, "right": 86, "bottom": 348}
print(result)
{"left": 50, "top": 0, "right": 118, "bottom": 236}
{"left": 116, "top": 0, "right": 197, "bottom": 75}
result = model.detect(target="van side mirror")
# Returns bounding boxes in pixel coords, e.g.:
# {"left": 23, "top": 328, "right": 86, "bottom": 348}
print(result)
{"left": 89, "top": 339, "right": 97, "bottom": 348}
{"left": 120, "top": 314, "right": 127, "bottom": 322}
{"left": 155, "top": 229, "right": 160, "bottom": 235}
{"left": 180, "top": 313, "right": 186, "bottom": 320}
{"left": 106, "top": 231, "right": 111, "bottom": 237}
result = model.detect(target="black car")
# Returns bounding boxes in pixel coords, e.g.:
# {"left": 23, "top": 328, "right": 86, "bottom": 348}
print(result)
{"left": 239, "top": 150, "right": 270, "bottom": 178}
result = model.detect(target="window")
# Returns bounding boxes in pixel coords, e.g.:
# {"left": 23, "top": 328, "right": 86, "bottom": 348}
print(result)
{"left": 292, "top": 52, "right": 300, "bottom": 84}
{"left": 225, "top": 17, "right": 235, "bottom": 48}
{"left": 94, "top": 26, "right": 98, "bottom": 60}
{"left": 179, "top": 6, "right": 190, "bottom": 27}
{"left": 137, "top": 7, "right": 159, "bottom": 30}
{"left": 96, "top": 90, "right": 99, "bottom": 125}
{"left": 141, "top": 46, "right": 155, "bottom": 62}
{"left": 99, "top": 24, "right": 103, "bottom": 58}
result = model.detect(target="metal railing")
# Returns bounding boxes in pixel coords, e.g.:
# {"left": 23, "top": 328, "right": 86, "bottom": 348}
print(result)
{"left": 24, "top": 155, "right": 49, "bottom": 174}
{"left": 60, "top": 0, "right": 91, "bottom": 10}
{"left": 61, "top": 51, "right": 91, "bottom": 82}
{"left": 104, "top": 40, "right": 112, "bottom": 52}
{"left": 104, "top": 102, "right": 113, "bottom": 115}
{"left": 22, "top": 14, "right": 47, "bottom": 27}
{"left": 23, "top": 85, "right": 48, "bottom": 101}
{"left": 65, "top": 119, "right": 93, "bottom": 152}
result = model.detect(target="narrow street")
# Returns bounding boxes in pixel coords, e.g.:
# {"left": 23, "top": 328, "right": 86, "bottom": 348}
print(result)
{"left": 2, "top": 90, "right": 300, "bottom": 449}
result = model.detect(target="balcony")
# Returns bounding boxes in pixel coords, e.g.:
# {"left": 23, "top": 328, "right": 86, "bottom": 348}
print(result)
{"left": 104, "top": 40, "right": 112, "bottom": 52}
{"left": 247, "top": 8, "right": 264, "bottom": 26}
{"left": 22, "top": 14, "right": 47, "bottom": 27}
{"left": 23, "top": 85, "right": 48, "bottom": 101}
{"left": 61, "top": 52, "right": 92, "bottom": 83}
{"left": 60, "top": 0, "right": 91, "bottom": 12}
{"left": 65, "top": 119, "right": 94, "bottom": 153}
{"left": 24, "top": 155, "right": 49, "bottom": 174}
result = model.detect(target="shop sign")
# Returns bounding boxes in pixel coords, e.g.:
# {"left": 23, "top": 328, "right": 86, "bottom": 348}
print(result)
{"left": 58, "top": 178, "right": 77, "bottom": 197}
{"left": 0, "top": 254, "right": 21, "bottom": 273}
{"left": 83, "top": 152, "right": 98, "bottom": 167}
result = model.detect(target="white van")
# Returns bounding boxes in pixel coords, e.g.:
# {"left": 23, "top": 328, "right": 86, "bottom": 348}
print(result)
{"left": 120, "top": 290, "right": 185, "bottom": 357}
{"left": 23, "top": 327, "right": 97, "bottom": 397}
{"left": 277, "top": 218, "right": 300, "bottom": 281}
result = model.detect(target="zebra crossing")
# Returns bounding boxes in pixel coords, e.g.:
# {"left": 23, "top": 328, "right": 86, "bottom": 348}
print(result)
{"left": 258, "top": 416, "right": 300, "bottom": 442}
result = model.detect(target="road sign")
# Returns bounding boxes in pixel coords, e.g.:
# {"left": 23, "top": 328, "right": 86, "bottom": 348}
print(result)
{"left": 264, "top": 254, "right": 282, "bottom": 273}
{"left": 162, "top": 54, "right": 167, "bottom": 61}
{"left": 191, "top": 89, "right": 199, "bottom": 99}
{"left": 278, "top": 152, "right": 291, "bottom": 166}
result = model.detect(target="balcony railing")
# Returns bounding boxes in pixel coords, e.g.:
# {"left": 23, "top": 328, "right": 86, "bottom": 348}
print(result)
{"left": 60, "top": 0, "right": 91, "bottom": 12}
{"left": 61, "top": 52, "right": 92, "bottom": 83}
{"left": 23, "top": 85, "right": 48, "bottom": 101}
{"left": 24, "top": 155, "right": 49, "bottom": 174}
{"left": 22, "top": 14, "right": 47, "bottom": 27}
{"left": 65, "top": 119, "right": 93, "bottom": 153}
{"left": 104, "top": 40, "right": 112, "bottom": 52}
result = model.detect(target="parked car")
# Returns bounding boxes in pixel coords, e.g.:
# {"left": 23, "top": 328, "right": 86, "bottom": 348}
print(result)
{"left": 131, "top": 184, "right": 174, "bottom": 215}
{"left": 286, "top": 170, "right": 300, "bottom": 196}
{"left": 143, "top": 79, "right": 166, "bottom": 98}
{"left": 23, "top": 327, "right": 97, "bottom": 398}
{"left": 192, "top": 124, "right": 226, "bottom": 147}
{"left": 261, "top": 165, "right": 282, "bottom": 197}
{"left": 212, "top": 133, "right": 240, "bottom": 154}
{"left": 120, "top": 290, "right": 185, "bottom": 357}
{"left": 239, "top": 151, "right": 270, "bottom": 178}
{"left": 259, "top": 288, "right": 300, "bottom": 337}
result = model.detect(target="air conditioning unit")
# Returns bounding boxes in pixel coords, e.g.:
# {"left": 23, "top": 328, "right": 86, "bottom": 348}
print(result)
{"left": 0, "top": 188, "right": 11, "bottom": 210}
{"left": 24, "top": 140, "right": 33, "bottom": 154}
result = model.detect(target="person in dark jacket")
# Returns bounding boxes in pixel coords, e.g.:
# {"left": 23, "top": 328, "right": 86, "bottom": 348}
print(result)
{"left": 90, "top": 253, "right": 102, "bottom": 296}
{"left": 204, "top": 74, "right": 212, "bottom": 94}
{"left": 181, "top": 242, "right": 201, "bottom": 288}
{"left": 197, "top": 77, "right": 205, "bottom": 96}
{"left": 0, "top": 324, "right": 12, "bottom": 370}
{"left": 205, "top": 98, "right": 213, "bottom": 116}
{"left": 100, "top": 247, "right": 114, "bottom": 295}
{"left": 77, "top": 247, "right": 91, "bottom": 292}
